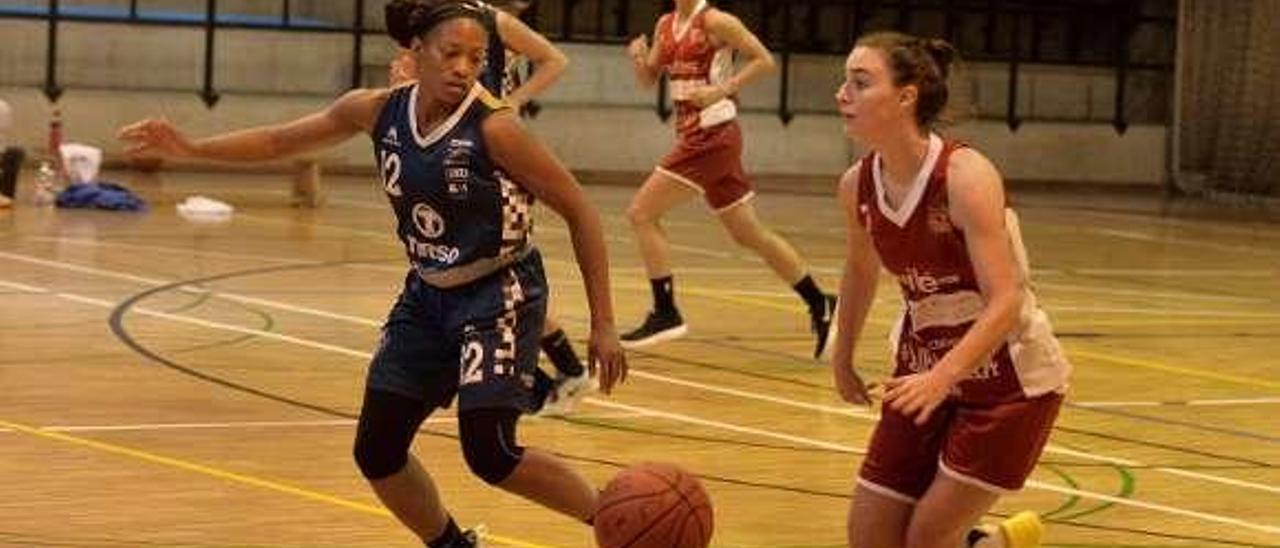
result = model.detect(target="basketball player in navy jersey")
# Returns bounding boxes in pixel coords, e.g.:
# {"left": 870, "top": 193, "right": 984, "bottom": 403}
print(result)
{"left": 831, "top": 32, "right": 1070, "bottom": 548}
{"left": 624, "top": 0, "right": 838, "bottom": 359}
{"left": 119, "top": 1, "right": 627, "bottom": 546}
{"left": 389, "top": 0, "right": 592, "bottom": 417}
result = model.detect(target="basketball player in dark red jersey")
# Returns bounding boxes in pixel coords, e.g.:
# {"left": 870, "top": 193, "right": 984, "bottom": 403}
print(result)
{"left": 623, "top": 0, "right": 837, "bottom": 358}
{"left": 831, "top": 32, "right": 1071, "bottom": 548}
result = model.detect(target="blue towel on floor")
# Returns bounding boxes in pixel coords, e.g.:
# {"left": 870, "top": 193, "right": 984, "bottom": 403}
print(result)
{"left": 56, "top": 182, "right": 148, "bottom": 211}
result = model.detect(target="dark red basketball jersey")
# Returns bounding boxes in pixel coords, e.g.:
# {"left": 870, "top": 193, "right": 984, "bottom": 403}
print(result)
{"left": 854, "top": 135, "right": 1070, "bottom": 403}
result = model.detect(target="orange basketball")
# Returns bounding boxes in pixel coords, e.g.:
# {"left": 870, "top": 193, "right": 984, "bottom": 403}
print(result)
{"left": 593, "top": 462, "right": 713, "bottom": 548}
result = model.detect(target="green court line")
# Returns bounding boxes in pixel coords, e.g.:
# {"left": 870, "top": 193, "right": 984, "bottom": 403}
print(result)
{"left": 1055, "top": 463, "right": 1136, "bottom": 521}
{"left": 1040, "top": 463, "right": 1083, "bottom": 520}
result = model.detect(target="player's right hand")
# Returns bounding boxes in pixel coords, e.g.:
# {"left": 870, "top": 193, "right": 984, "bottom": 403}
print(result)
{"left": 117, "top": 118, "right": 195, "bottom": 159}
{"left": 627, "top": 35, "right": 650, "bottom": 62}
{"left": 833, "top": 362, "right": 872, "bottom": 407}
{"left": 588, "top": 323, "right": 628, "bottom": 395}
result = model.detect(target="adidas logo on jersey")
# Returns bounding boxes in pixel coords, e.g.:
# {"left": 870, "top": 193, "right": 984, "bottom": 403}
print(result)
{"left": 382, "top": 127, "right": 401, "bottom": 148}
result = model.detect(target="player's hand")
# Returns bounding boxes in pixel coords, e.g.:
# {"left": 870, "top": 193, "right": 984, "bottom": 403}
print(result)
{"left": 686, "top": 85, "right": 728, "bottom": 108}
{"left": 883, "top": 370, "right": 954, "bottom": 425}
{"left": 588, "top": 322, "right": 627, "bottom": 395}
{"left": 116, "top": 118, "right": 195, "bottom": 159}
{"left": 833, "top": 362, "right": 872, "bottom": 407}
{"left": 627, "top": 35, "right": 650, "bottom": 63}
{"left": 389, "top": 50, "right": 417, "bottom": 87}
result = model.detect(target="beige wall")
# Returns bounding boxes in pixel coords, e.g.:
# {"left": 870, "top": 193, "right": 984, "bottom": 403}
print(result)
{"left": 0, "top": 23, "right": 1169, "bottom": 186}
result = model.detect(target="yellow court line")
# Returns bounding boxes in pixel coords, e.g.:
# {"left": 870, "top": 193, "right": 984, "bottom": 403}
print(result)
{"left": 1069, "top": 349, "right": 1280, "bottom": 392}
{"left": 0, "top": 418, "right": 555, "bottom": 548}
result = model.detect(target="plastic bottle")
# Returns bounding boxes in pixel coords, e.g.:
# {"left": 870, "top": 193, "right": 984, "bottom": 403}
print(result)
{"left": 33, "top": 161, "right": 57, "bottom": 206}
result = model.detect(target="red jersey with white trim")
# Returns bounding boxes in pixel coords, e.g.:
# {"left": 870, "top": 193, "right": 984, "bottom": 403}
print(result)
{"left": 656, "top": 3, "right": 736, "bottom": 139}
{"left": 854, "top": 135, "right": 1070, "bottom": 404}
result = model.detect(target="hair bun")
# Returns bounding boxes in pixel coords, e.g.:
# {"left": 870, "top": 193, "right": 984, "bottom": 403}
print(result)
{"left": 922, "top": 38, "right": 957, "bottom": 79}
{"left": 386, "top": 0, "right": 430, "bottom": 48}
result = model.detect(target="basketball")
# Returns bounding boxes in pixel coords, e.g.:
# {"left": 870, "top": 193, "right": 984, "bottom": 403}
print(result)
{"left": 593, "top": 462, "right": 713, "bottom": 548}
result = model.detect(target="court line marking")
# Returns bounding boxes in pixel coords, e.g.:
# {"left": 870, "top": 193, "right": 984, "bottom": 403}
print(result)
{"left": 0, "top": 417, "right": 553, "bottom": 548}
{"left": 1073, "top": 398, "right": 1280, "bottom": 408}
{"left": 4, "top": 255, "right": 1278, "bottom": 456}
{"left": 5, "top": 279, "right": 1280, "bottom": 534}
{"left": 1089, "top": 228, "right": 1280, "bottom": 257}
{"left": 1033, "top": 281, "right": 1271, "bottom": 305}
{"left": 15, "top": 248, "right": 1271, "bottom": 395}
{"left": 1069, "top": 349, "right": 1280, "bottom": 391}
{"left": 0, "top": 413, "right": 651, "bottom": 435}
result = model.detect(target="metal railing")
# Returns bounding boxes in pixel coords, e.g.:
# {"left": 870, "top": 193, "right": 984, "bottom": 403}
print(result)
{"left": 3, "top": 0, "right": 1175, "bottom": 131}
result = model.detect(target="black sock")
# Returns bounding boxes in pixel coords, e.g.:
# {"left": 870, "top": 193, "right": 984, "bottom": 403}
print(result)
{"left": 651, "top": 276, "right": 678, "bottom": 316}
{"left": 427, "top": 516, "right": 464, "bottom": 548}
{"left": 540, "top": 329, "right": 584, "bottom": 377}
{"left": 792, "top": 274, "right": 826, "bottom": 312}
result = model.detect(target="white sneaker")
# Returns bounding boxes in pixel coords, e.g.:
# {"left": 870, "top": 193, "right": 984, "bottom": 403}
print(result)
{"left": 535, "top": 372, "right": 596, "bottom": 417}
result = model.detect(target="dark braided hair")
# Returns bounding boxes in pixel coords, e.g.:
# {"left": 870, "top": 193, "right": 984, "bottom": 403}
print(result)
{"left": 386, "top": 0, "right": 490, "bottom": 48}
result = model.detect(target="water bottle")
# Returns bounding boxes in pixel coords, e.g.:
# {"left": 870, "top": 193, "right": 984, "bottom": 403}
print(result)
{"left": 33, "top": 160, "right": 57, "bottom": 206}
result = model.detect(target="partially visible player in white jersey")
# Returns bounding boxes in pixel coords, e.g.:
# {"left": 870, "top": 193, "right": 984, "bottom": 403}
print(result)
{"left": 831, "top": 31, "right": 1071, "bottom": 548}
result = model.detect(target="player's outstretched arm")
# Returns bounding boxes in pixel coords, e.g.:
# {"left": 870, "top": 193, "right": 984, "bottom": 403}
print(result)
{"left": 117, "top": 89, "right": 387, "bottom": 163}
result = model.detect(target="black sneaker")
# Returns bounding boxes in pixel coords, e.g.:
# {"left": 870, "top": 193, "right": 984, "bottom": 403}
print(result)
{"left": 620, "top": 310, "right": 687, "bottom": 348}
{"left": 810, "top": 294, "right": 838, "bottom": 360}
{"left": 433, "top": 527, "right": 483, "bottom": 548}
{"left": 525, "top": 369, "right": 555, "bottom": 415}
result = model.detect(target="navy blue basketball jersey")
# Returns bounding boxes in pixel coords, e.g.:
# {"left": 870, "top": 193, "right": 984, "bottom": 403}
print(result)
{"left": 372, "top": 83, "right": 533, "bottom": 283}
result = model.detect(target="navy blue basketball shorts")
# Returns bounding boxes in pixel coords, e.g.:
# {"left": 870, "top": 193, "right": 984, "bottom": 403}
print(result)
{"left": 365, "top": 249, "right": 548, "bottom": 414}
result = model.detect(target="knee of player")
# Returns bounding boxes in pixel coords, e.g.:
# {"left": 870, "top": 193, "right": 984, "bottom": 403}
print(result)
{"left": 459, "top": 408, "right": 525, "bottom": 485}
{"left": 353, "top": 431, "right": 411, "bottom": 480}
{"left": 625, "top": 202, "right": 657, "bottom": 226}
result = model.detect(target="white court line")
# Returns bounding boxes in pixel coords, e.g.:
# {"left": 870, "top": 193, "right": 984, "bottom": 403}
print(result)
{"left": 26, "top": 236, "right": 314, "bottom": 265}
{"left": 1059, "top": 267, "right": 1280, "bottom": 278}
{"left": 0, "top": 250, "right": 384, "bottom": 328}
{"left": 1049, "top": 305, "right": 1280, "bottom": 319}
{"left": 1073, "top": 397, "right": 1280, "bottom": 408}
{"left": 7, "top": 256, "right": 1280, "bottom": 530}
{"left": 1046, "top": 208, "right": 1280, "bottom": 240}
{"left": 4, "top": 250, "right": 1277, "bottom": 494}
{"left": 7, "top": 278, "right": 1280, "bottom": 535}
{"left": 1090, "top": 228, "right": 1280, "bottom": 257}
{"left": 584, "top": 399, "right": 863, "bottom": 454}
{"left": 0, "top": 412, "right": 652, "bottom": 435}
{"left": 1034, "top": 281, "right": 1271, "bottom": 305}
{"left": 244, "top": 207, "right": 1280, "bottom": 281}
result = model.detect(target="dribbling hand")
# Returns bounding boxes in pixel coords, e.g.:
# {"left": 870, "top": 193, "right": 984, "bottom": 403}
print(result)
{"left": 588, "top": 323, "right": 628, "bottom": 395}
{"left": 117, "top": 118, "right": 195, "bottom": 159}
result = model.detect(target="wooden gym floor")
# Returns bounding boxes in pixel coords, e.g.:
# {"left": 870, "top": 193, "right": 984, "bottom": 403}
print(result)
{"left": 1, "top": 171, "right": 1277, "bottom": 547}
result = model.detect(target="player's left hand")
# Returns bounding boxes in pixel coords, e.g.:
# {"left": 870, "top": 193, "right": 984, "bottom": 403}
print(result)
{"left": 883, "top": 370, "right": 954, "bottom": 425}
{"left": 588, "top": 323, "right": 628, "bottom": 395}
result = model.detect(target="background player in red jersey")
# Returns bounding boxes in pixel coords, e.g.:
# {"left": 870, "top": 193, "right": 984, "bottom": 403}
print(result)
{"left": 622, "top": 0, "right": 837, "bottom": 358}
{"left": 831, "top": 32, "right": 1072, "bottom": 548}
